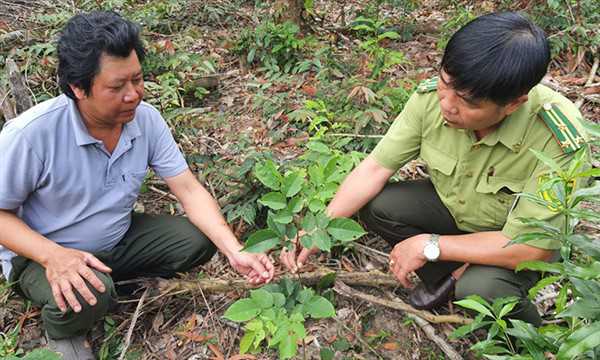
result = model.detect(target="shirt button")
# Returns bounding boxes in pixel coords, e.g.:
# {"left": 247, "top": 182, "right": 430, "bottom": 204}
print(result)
{"left": 473, "top": 144, "right": 480, "bottom": 150}
{"left": 458, "top": 199, "right": 466, "bottom": 204}
{"left": 457, "top": 219, "right": 464, "bottom": 223}
{"left": 466, "top": 171, "right": 473, "bottom": 178}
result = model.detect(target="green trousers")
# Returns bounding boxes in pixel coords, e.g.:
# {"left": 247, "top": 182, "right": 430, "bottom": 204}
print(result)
{"left": 10, "top": 213, "right": 216, "bottom": 339}
{"left": 359, "top": 180, "right": 542, "bottom": 326}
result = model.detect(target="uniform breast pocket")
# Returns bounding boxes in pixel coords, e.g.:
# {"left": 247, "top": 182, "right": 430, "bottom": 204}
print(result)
{"left": 120, "top": 170, "right": 148, "bottom": 209}
{"left": 475, "top": 176, "right": 524, "bottom": 229}
{"left": 420, "top": 142, "right": 457, "bottom": 196}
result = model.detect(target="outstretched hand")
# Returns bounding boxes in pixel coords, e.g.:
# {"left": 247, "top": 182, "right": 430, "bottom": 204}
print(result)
{"left": 279, "top": 231, "right": 318, "bottom": 273}
{"left": 227, "top": 248, "right": 274, "bottom": 285}
{"left": 44, "top": 247, "right": 112, "bottom": 313}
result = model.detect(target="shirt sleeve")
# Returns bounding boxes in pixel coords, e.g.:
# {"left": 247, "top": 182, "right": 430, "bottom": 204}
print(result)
{"left": 501, "top": 148, "right": 575, "bottom": 250}
{"left": 147, "top": 110, "right": 189, "bottom": 179}
{"left": 370, "top": 92, "right": 423, "bottom": 171}
{"left": 0, "top": 128, "right": 43, "bottom": 210}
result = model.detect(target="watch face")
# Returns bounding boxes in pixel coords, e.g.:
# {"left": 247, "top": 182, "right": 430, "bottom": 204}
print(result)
{"left": 424, "top": 243, "right": 440, "bottom": 260}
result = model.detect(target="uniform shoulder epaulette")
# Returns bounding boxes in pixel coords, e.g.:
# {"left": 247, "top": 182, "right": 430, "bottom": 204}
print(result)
{"left": 417, "top": 77, "right": 438, "bottom": 93}
{"left": 538, "top": 102, "right": 585, "bottom": 154}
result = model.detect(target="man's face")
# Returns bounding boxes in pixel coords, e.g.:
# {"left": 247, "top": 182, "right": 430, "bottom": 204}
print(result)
{"left": 437, "top": 70, "right": 517, "bottom": 133}
{"left": 72, "top": 50, "right": 144, "bottom": 127}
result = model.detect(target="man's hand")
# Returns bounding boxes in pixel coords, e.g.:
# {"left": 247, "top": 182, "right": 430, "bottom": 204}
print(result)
{"left": 227, "top": 246, "right": 274, "bottom": 285}
{"left": 279, "top": 231, "right": 318, "bottom": 273}
{"left": 44, "top": 247, "right": 112, "bottom": 313}
{"left": 389, "top": 234, "right": 428, "bottom": 288}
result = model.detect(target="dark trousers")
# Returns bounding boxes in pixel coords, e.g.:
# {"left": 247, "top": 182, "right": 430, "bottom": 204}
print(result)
{"left": 10, "top": 213, "right": 216, "bottom": 339}
{"left": 359, "top": 180, "right": 541, "bottom": 326}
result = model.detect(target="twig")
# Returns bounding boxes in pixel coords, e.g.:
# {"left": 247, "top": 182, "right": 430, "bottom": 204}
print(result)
{"left": 336, "top": 318, "right": 384, "bottom": 359}
{"left": 148, "top": 185, "right": 178, "bottom": 202}
{"left": 156, "top": 268, "right": 400, "bottom": 295}
{"left": 118, "top": 287, "right": 149, "bottom": 360}
{"left": 385, "top": 291, "right": 464, "bottom": 360}
{"left": 6, "top": 58, "right": 33, "bottom": 114}
{"left": 325, "top": 133, "right": 384, "bottom": 139}
{"left": 333, "top": 281, "right": 471, "bottom": 325}
{"left": 575, "top": 56, "right": 599, "bottom": 108}
{"left": 353, "top": 243, "right": 389, "bottom": 259}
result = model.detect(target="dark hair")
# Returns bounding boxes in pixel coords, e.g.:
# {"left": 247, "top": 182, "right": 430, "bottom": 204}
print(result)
{"left": 440, "top": 12, "right": 550, "bottom": 105}
{"left": 57, "top": 11, "right": 145, "bottom": 100}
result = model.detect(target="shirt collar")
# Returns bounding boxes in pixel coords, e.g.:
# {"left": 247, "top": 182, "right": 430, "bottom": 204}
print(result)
{"left": 478, "top": 88, "right": 538, "bottom": 152}
{"left": 67, "top": 95, "right": 142, "bottom": 146}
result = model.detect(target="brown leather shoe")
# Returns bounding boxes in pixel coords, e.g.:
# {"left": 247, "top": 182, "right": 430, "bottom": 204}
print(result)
{"left": 409, "top": 275, "right": 456, "bottom": 310}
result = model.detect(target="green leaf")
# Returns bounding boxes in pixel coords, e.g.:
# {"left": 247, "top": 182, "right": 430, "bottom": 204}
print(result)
{"left": 239, "top": 330, "right": 256, "bottom": 354}
{"left": 259, "top": 192, "right": 287, "bottom": 210}
{"left": 557, "top": 321, "right": 600, "bottom": 360}
{"left": 327, "top": 218, "right": 366, "bottom": 242}
{"left": 308, "top": 198, "right": 325, "bottom": 212}
{"left": 273, "top": 210, "right": 293, "bottom": 224}
{"left": 302, "top": 212, "right": 317, "bottom": 231}
{"left": 570, "top": 235, "right": 600, "bottom": 259}
{"left": 509, "top": 233, "right": 558, "bottom": 246}
{"left": 564, "top": 261, "right": 600, "bottom": 279}
{"left": 305, "top": 296, "right": 336, "bottom": 318}
{"left": 516, "top": 218, "right": 561, "bottom": 234}
{"left": 243, "top": 229, "right": 280, "bottom": 253}
{"left": 558, "top": 298, "right": 600, "bottom": 319}
{"left": 377, "top": 31, "right": 401, "bottom": 40}
{"left": 515, "top": 260, "right": 564, "bottom": 274}
{"left": 315, "top": 212, "right": 331, "bottom": 228}
{"left": 312, "top": 229, "right": 332, "bottom": 251}
{"left": 279, "top": 332, "right": 298, "bottom": 359}
{"left": 282, "top": 171, "right": 304, "bottom": 198}
{"left": 287, "top": 196, "right": 304, "bottom": 213}
{"left": 498, "top": 301, "right": 518, "bottom": 319}
{"left": 272, "top": 293, "right": 286, "bottom": 307}
{"left": 454, "top": 297, "right": 493, "bottom": 318}
{"left": 255, "top": 160, "right": 281, "bottom": 190}
{"left": 224, "top": 298, "right": 261, "bottom": 322}
{"left": 529, "top": 149, "right": 564, "bottom": 175}
{"left": 20, "top": 349, "right": 62, "bottom": 360}
{"left": 320, "top": 347, "right": 335, "bottom": 360}
{"left": 307, "top": 141, "right": 331, "bottom": 154}
{"left": 528, "top": 275, "right": 562, "bottom": 299}
{"left": 250, "top": 289, "right": 274, "bottom": 309}
{"left": 555, "top": 285, "right": 569, "bottom": 313}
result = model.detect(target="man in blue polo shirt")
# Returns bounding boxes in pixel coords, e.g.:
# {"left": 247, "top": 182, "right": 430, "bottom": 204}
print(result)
{"left": 0, "top": 11, "right": 274, "bottom": 359}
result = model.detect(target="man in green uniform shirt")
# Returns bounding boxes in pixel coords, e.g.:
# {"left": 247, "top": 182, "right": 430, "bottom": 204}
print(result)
{"left": 281, "top": 12, "right": 589, "bottom": 325}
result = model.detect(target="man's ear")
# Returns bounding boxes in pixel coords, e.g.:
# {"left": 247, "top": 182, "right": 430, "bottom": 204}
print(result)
{"left": 504, "top": 94, "right": 528, "bottom": 116}
{"left": 69, "top": 85, "right": 87, "bottom": 100}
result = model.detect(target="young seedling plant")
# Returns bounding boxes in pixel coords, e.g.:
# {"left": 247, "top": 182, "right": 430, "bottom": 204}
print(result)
{"left": 224, "top": 141, "right": 367, "bottom": 358}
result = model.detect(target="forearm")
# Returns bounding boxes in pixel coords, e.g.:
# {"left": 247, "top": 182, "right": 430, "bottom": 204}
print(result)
{"left": 180, "top": 186, "right": 241, "bottom": 257}
{"left": 326, "top": 155, "right": 392, "bottom": 218}
{"left": 0, "top": 210, "right": 63, "bottom": 266}
{"left": 438, "top": 231, "right": 554, "bottom": 269}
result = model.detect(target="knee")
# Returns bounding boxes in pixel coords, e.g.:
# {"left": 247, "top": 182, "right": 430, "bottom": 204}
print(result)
{"left": 455, "top": 266, "right": 524, "bottom": 302}
{"left": 163, "top": 220, "right": 217, "bottom": 272}
{"left": 359, "top": 193, "right": 391, "bottom": 227}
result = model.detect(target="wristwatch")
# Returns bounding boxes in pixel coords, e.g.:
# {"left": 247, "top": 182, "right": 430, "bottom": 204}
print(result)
{"left": 423, "top": 234, "right": 441, "bottom": 262}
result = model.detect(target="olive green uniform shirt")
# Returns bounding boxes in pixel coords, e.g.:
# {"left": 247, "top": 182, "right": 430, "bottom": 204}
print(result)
{"left": 372, "top": 82, "right": 588, "bottom": 249}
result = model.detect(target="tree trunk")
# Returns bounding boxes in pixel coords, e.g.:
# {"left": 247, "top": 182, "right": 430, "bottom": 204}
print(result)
{"left": 276, "top": 0, "right": 305, "bottom": 29}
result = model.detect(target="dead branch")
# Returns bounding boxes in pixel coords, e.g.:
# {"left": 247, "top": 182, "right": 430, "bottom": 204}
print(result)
{"left": 333, "top": 281, "right": 472, "bottom": 325}
{"left": 384, "top": 291, "right": 464, "bottom": 360}
{"left": 575, "top": 56, "right": 599, "bottom": 108}
{"left": 0, "top": 84, "right": 16, "bottom": 123}
{"left": 118, "top": 287, "right": 149, "bottom": 360}
{"left": 6, "top": 58, "right": 33, "bottom": 114}
{"left": 156, "top": 268, "right": 400, "bottom": 295}
{"left": 0, "top": 30, "right": 24, "bottom": 50}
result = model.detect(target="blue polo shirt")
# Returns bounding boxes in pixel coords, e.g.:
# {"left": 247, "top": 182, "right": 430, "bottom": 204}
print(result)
{"left": 0, "top": 94, "right": 188, "bottom": 278}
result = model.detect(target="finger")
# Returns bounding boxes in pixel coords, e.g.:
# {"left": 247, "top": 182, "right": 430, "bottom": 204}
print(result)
{"left": 279, "top": 248, "right": 297, "bottom": 273}
{"left": 296, "top": 248, "right": 315, "bottom": 269}
{"left": 84, "top": 254, "right": 112, "bottom": 273}
{"left": 70, "top": 275, "right": 97, "bottom": 306}
{"left": 51, "top": 282, "right": 68, "bottom": 313}
{"left": 397, "top": 270, "right": 412, "bottom": 288}
{"left": 79, "top": 266, "right": 106, "bottom": 293}
{"left": 246, "top": 255, "right": 268, "bottom": 279}
{"left": 60, "top": 281, "right": 82, "bottom": 312}
{"left": 259, "top": 255, "right": 274, "bottom": 281}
